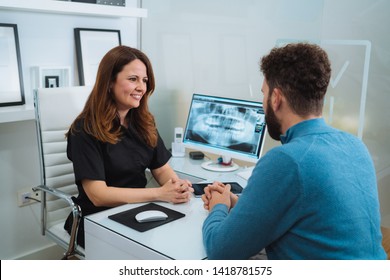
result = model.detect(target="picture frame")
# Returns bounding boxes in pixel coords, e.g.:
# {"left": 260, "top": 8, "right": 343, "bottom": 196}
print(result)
{"left": 31, "top": 66, "right": 71, "bottom": 90}
{"left": 74, "top": 28, "right": 121, "bottom": 86}
{"left": 0, "top": 23, "right": 25, "bottom": 107}
{"left": 44, "top": 76, "right": 59, "bottom": 88}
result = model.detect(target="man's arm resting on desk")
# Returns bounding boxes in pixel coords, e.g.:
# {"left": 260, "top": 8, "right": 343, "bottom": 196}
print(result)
{"left": 201, "top": 152, "right": 299, "bottom": 260}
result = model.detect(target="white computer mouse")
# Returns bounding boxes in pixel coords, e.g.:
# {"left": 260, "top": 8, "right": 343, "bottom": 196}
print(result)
{"left": 135, "top": 210, "right": 168, "bottom": 223}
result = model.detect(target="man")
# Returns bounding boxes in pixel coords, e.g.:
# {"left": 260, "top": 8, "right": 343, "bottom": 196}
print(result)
{"left": 202, "top": 43, "right": 386, "bottom": 260}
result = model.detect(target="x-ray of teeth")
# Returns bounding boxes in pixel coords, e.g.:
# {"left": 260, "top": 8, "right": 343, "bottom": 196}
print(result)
{"left": 186, "top": 101, "right": 263, "bottom": 153}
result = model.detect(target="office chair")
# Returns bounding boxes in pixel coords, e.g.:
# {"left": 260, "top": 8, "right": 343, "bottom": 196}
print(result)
{"left": 381, "top": 226, "right": 390, "bottom": 260}
{"left": 33, "top": 86, "right": 91, "bottom": 260}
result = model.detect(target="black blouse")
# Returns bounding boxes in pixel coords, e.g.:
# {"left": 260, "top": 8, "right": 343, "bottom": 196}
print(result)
{"left": 66, "top": 119, "right": 171, "bottom": 216}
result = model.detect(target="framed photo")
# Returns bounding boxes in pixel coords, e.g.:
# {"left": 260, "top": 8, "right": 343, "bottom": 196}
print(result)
{"left": 45, "top": 76, "right": 59, "bottom": 88}
{"left": 31, "top": 66, "right": 71, "bottom": 90}
{"left": 0, "top": 23, "right": 25, "bottom": 107}
{"left": 74, "top": 28, "right": 121, "bottom": 86}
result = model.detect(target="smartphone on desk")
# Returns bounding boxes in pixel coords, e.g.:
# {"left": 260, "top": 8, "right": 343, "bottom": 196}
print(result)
{"left": 192, "top": 182, "right": 243, "bottom": 197}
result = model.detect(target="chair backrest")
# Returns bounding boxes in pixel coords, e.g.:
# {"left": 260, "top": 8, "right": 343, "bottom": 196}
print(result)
{"left": 34, "top": 86, "right": 91, "bottom": 256}
{"left": 382, "top": 226, "right": 390, "bottom": 260}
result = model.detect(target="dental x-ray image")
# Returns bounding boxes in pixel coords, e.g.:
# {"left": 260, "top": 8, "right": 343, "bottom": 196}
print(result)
{"left": 184, "top": 94, "right": 265, "bottom": 157}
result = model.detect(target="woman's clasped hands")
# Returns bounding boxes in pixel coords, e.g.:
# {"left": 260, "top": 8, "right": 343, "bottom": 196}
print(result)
{"left": 159, "top": 178, "right": 194, "bottom": 204}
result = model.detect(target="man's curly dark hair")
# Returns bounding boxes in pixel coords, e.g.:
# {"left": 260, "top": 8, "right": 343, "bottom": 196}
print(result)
{"left": 260, "top": 43, "right": 331, "bottom": 116}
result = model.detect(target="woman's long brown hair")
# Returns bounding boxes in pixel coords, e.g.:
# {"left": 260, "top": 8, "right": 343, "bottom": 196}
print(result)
{"left": 67, "top": 46, "right": 158, "bottom": 147}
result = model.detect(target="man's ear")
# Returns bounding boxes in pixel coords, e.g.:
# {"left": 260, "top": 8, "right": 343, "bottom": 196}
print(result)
{"left": 271, "top": 88, "right": 283, "bottom": 111}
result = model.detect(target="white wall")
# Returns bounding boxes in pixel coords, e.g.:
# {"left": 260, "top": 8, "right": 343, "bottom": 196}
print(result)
{"left": 141, "top": 0, "right": 390, "bottom": 226}
{"left": 0, "top": 1, "right": 140, "bottom": 259}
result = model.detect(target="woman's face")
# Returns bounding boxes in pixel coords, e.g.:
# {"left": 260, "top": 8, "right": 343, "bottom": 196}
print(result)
{"left": 112, "top": 59, "right": 148, "bottom": 112}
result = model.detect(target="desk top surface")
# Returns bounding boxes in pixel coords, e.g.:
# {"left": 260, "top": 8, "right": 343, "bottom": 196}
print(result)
{"left": 84, "top": 155, "right": 250, "bottom": 260}
{"left": 85, "top": 197, "right": 208, "bottom": 259}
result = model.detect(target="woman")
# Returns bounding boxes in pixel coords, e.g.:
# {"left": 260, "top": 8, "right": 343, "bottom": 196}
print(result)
{"left": 65, "top": 45, "right": 193, "bottom": 247}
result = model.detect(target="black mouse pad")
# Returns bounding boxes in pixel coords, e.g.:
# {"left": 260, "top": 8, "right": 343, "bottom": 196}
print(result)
{"left": 108, "top": 203, "right": 185, "bottom": 232}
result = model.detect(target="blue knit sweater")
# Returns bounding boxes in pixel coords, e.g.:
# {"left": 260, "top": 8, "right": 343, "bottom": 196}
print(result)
{"left": 202, "top": 118, "right": 386, "bottom": 259}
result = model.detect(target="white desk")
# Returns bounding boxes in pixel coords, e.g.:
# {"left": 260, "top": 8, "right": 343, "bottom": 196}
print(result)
{"left": 84, "top": 156, "right": 250, "bottom": 260}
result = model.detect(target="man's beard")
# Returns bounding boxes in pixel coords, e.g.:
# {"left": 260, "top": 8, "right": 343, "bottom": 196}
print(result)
{"left": 265, "top": 98, "right": 282, "bottom": 141}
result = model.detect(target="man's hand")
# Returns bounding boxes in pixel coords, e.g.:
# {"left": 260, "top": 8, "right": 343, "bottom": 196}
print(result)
{"left": 202, "top": 181, "right": 238, "bottom": 211}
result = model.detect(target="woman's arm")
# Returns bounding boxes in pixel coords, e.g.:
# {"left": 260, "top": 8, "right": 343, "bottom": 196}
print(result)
{"left": 82, "top": 163, "right": 193, "bottom": 207}
{"left": 151, "top": 163, "right": 193, "bottom": 202}
{"left": 151, "top": 163, "right": 179, "bottom": 185}
{"left": 82, "top": 179, "right": 161, "bottom": 207}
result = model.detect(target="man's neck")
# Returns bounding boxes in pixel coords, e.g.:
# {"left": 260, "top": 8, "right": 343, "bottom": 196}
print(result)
{"left": 281, "top": 113, "right": 322, "bottom": 135}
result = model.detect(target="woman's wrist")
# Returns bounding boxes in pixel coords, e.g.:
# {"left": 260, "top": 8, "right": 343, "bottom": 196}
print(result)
{"left": 152, "top": 185, "right": 163, "bottom": 201}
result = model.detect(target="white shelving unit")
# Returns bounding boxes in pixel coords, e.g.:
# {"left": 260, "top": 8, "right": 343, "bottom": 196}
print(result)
{"left": 0, "top": 105, "right": 35, "bottom": 124}
{"left": 0, "top": 0, "right": 147, "bottom": 18}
